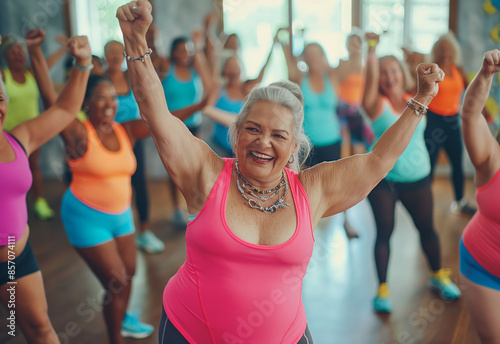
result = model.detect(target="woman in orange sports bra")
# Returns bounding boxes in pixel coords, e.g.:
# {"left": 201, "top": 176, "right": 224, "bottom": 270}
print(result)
{"left": 424, "top": 32, "right": 474, "bottom": 215}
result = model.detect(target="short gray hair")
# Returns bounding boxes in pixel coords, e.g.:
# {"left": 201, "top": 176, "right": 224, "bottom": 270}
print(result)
{"left": 228, "top": 80, "right": 312, "bottom": 172}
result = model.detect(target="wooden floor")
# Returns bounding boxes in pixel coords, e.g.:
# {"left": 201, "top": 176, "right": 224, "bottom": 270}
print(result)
{"left": 0, "top": 177, "right": 481, "bottom": 344}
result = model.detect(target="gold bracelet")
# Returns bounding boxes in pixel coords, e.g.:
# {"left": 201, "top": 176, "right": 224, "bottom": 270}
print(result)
{"left": 368, "top": 40, "right": 378, "bottom": 47}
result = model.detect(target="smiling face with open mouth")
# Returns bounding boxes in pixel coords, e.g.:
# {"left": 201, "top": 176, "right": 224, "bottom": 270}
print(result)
{"left": 379, "top": 57, "right": 405, "bottom": 97}
{"left": 86, "top": 81, "right": 118, "bottom": 128}
{"left": 236, "top": 100, "right": 297, "bottom": 189}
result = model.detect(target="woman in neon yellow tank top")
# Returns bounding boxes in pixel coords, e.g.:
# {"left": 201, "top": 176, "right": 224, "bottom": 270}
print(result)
{"left": 118, "top": 3, "right": 445, "bottom": 342}
{"left": 1, "top": 34, "right": 54, "bottom": 220}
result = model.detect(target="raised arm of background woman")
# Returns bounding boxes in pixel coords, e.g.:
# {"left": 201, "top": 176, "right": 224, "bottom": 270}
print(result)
{"left": 8, "top": 31, "right": 91, "bottom": 156}
{"left": 116, "top": 0, "right": 222, "bottom": 214}
{"left": 301, "top": 63, "right": 444, "bottom": 223}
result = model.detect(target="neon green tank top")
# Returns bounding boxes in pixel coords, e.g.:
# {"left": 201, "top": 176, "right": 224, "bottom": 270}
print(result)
{"left": 3, "top": 68, "right": 40, "bottom": 131}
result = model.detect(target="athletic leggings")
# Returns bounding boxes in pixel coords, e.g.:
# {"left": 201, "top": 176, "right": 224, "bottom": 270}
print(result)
{"left": 367, "top": 177, "right": 441, "bottom": 283}
{"left": 424, "top": 111, "right": 464, "bottom": 201}
{"left": 305, "top": 141, "right": 341, "bottom": 167}
{"left": 158, "top": 307, "right": 314, "bottom": 343}
{"left": 131, "top": 139, "right": 149, "bottom": 224}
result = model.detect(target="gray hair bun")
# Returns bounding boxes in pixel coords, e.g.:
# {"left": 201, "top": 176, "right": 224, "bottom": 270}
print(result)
{"left": 268, "top": 80, "right": 304, "bottom": 106}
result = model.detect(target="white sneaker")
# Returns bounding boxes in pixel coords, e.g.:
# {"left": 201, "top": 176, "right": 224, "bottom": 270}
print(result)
{"left": 450, "top": 199, "right": 476, "bottom": 215}
{"left": 136, "top": 230, "right": 165, "bottom": 254}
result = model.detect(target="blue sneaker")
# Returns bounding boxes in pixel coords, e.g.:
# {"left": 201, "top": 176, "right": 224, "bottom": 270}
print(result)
{"left": 373, "top": 283, "right": 392, "bottom": 313}
{"left": 429, "top": 269, "right": 461, "bottom": 301}
{"left": 121, "top": 311, "right": 154, "bottom": 339}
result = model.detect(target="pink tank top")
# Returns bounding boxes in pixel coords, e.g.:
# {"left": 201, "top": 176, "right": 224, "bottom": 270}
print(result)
{"left": 0, "top": 132, "right": 32, "bottom": 245}
{"left": 462, "top": 167, "right": 500, "bottom": 277}
{"left": 163, "top": 158, "right": 315, "bottom": 343}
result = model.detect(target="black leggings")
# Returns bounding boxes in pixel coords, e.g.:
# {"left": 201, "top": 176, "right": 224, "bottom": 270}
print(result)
{"left": 305, "top": 141, "right": 341, "bottom": 167}
{"left": 131, "top": 139, "right": 149, "bottom": 224}
{"left": 424, "top": 111, "right": 464, "bottom": 201}
{"left": 367, "top": 177, "right": 441, "bottom": 284}
{"left": 158, "top": 307, "right": 314, "bottom": 344}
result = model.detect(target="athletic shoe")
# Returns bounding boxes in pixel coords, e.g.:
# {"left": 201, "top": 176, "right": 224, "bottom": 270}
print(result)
{"left": 121, "top": 311, "right": 154, "bottom": 339}
{"left": 429, "top": 268, "right": 461, "bottom": 301}
{"left": 136, "top": 230, "right": 165, "bottom": 254}
{"left": 373, "top": 283, "right": 392, "bottom": 313}
{"left": 171, "top": 209, "right": 188, "bottom": 228}
{"left": 450, "top": 199, "right": 476, "bottom": 215}
{"left": 34, "top": 197, "right": 54, "bottom": 220}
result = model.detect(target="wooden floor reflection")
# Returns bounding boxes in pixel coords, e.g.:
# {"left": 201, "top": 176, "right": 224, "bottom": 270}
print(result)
{"left": 0, "top": 178, "right": 481, "bottom": 344}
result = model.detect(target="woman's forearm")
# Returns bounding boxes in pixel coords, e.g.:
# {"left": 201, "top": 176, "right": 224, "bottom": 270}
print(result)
{"left": 28, "top": 46, "right": 58, "bottom": 108}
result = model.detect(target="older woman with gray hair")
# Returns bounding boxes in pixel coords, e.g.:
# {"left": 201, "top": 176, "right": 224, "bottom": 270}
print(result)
{"left": 117, "top": 1, "right": 445, "bottom": 342}
{"left": 425, "top": 32, "right": 474, "bottom": 214}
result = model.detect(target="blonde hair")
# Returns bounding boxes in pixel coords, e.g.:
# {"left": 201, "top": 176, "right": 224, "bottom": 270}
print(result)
{"left": 430, "top": 32, "right": 462, "bottom": 66}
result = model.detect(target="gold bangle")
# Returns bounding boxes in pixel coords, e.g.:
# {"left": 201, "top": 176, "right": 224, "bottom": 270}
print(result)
{"left": 368, "top": 40, "right": 378, "bottom": 47}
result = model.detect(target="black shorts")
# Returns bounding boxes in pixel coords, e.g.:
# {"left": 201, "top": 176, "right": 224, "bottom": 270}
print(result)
{"left": 0, "top": 241, "right": 40, "bottom": 286}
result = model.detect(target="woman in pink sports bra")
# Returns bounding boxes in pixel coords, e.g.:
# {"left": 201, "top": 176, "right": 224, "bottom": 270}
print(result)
{"left": 118, "top": 2, "right": 444, "bottom": 343}
{"left": 459, "top": 49, "right": 500, "bottom": 343}
{"left": 0, "top": 30, "right": 91, "bottom": 343}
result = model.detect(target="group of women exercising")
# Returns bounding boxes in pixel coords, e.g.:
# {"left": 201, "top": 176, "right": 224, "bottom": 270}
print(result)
{"left": 1, "top": 1, "right": 499, "bottom": 343}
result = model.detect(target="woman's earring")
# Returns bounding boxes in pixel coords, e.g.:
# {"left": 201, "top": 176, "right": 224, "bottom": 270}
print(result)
{"left": 288, "top": 156, "right": 295, "bottom": 164}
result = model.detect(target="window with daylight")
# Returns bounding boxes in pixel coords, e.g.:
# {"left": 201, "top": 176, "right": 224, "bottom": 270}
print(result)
{"left": 69, "top": 0, "right": 129, "bottom": 58}
{"left": 361, "top": 0, "right": 450, "bottom": 58}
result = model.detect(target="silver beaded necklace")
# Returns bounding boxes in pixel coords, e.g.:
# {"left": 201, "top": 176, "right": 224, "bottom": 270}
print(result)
{"left": 235, "top": 160, "right": 290, "bottom": 214}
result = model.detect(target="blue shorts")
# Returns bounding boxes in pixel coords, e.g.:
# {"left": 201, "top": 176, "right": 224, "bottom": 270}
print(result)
{"left": 460, "top": 238, "right": 500, "bottom": 291}
{"left": 61, "top": 189, "right": 135, "bottom": 248}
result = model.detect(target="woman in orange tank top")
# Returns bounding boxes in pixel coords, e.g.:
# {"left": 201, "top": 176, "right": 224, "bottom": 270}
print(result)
{"left": 424, "top": 32, "right": 474, "bottom": 215}
{"left": 57, "top": 74, "right": 208, "bottom": 344}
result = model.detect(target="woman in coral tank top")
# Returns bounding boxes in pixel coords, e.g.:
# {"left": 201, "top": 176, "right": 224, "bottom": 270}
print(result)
{"left": 459, "top": 49, "right": 500, "bottom": 343}
{"left": 118, "top": 2, "right": 445, "bottom": 343}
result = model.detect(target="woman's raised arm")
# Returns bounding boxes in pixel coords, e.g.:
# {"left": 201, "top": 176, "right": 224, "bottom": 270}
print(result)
{"left": 9, "top": 34, "right": 91, "bottom": 156}
{"left": 301, "top": 63, "right": 443, "bottom": 223}
{"left": 362, "top": 33, "right": 383, "bottom": 119}
{"left": 461, "top": 49, "right": 500, "bottom": 185}
{"left": 116, "top": 1, "right": 222, "bottom": 210}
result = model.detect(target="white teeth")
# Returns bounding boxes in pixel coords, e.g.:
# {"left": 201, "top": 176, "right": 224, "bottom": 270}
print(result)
{"left": 251, "top": 151, "right": 273, "bottom": 160}
{"left": 104, "top": 109, "right": 114, "bottom": 116}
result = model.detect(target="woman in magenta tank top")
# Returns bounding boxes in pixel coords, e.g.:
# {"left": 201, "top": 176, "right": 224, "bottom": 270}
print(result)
{"left": 459, "top": 49, "right": 500, "bottom": 343}
{"left": 0, "top": 30, "right": 91, "bottom": 343}
{"left": 118, "top": 3, "right": 445, "bottom": 342}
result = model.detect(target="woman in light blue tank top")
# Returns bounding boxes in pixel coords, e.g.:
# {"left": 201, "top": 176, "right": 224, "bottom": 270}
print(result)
{"left": 281, "top": 41, "right": 356, "bottom": 238}
{"left": 161, "top": 37, "right": 212, "bottom": 135}
{"left": 161, "top": 36, "right": 214, "bottom": 227}
{"left": 282, "top": 43, "right": 342, "bottom": 167}
{"left": 363, "top": 33, "right": 460, "bottom": 314}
